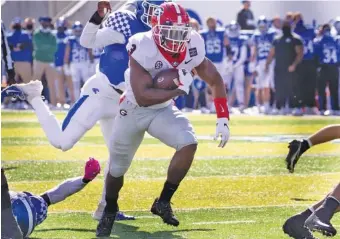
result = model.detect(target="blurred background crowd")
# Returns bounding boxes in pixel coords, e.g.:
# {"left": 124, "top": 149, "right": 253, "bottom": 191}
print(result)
{"left": 1, "top": 0, "right": 340, "bottom": 116}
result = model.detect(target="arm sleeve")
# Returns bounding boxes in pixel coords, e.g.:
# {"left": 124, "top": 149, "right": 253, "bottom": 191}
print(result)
{"left": 233, "top": 44, "right": 247, "bottom": 68}
{"left": 80, "top": 22, "right": 125, "bottom": 49}
{"left": 44, "top": 177, "right": 87, "bottom": 205}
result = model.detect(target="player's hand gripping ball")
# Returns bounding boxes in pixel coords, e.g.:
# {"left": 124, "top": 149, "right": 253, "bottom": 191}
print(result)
{"left": 97, "top": 0, "right": 112, "bottom": 18}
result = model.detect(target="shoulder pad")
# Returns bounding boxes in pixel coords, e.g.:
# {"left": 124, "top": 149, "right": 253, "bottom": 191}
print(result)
{"left": 104, "top": 10, "right": 137, "bottom": 38}
{"left": 216, "top": 27, "right": 226, "bottom": 33}
{"left": 127, "top": 31, "right": 157, "bottom": 61}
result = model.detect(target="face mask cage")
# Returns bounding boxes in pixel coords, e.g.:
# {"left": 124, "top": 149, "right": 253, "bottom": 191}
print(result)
{"left": 141, "top": 1, "right": 160, "bottom": 27}
{"left": 153, "top": 24, "right": 192, "bottom": 53}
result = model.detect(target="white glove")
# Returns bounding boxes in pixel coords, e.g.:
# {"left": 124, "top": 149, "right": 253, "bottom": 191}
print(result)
{"left": 248, "top": 62, "right": 256, "bottom": 73}
{"left": 214, "top": 118, "right": 230, "bottom": 148}
{"left": 176, "top": 69, "right": 194, "bottom": 94}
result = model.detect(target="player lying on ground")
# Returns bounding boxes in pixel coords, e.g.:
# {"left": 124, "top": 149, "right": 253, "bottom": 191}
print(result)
{"left": 285, "top": 124, "right": 340, "bottom": 173}
{"left": 96, "top": 2, "right": 230, "bottom": 237}
{"left": 283, "top": 183, "right": 340, "bottom": 239}
{"left": 6, "top": 0, "right": 166, "bottom": 221}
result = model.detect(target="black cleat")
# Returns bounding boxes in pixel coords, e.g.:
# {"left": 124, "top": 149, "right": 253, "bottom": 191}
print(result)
{"left": 286, "top": 140, "right": 304, "bottom": 173}
{"left": 305, "top": 213, "right": 337, "bottom": 237}
{"left": 96, "top": 211, "right": 116, "bottom": 237}
{"left": 151, "top": 198, "right": 179, "bottom": 226}
{"left": 283, "top": 214, "right": 318, "bottom": 239}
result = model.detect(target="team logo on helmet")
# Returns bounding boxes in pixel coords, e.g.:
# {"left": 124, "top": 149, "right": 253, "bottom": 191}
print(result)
{"left": 153, "top": 7, "right": 164, "bottom": 17}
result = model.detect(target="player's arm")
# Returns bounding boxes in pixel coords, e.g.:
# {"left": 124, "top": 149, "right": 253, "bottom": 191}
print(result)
{"left": 80, "top": 1, "right": 125, "bottom": 49}
{"left": 265, "top": 46, "right": 275, "bottom": 71}
{"left": 195, "top": 58, "right": 230, "bottom": 147}
{"left": 233, "top": 44, "right": 247, "bottom": 68}
{"left": 64, "top": 42, "right": 71, "bottom": 66}
{"left": 129, "top": 56, "right": 185, "bottom": 107}
{"left": 224, "top": 35, "right": 233, "bottom": 60}
{"left": 88, "top": 49, "right": 94, "bottom": 63}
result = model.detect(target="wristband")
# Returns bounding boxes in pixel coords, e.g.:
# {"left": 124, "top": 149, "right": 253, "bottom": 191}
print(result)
{"left": 89, "top": 11, "right": 104, "bottom": 25}
{"left": 214, "top": 98, "right": 229, "bottom": 119}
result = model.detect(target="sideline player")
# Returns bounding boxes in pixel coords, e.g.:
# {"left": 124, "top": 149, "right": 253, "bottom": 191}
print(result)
{"left": 251, "top": 16, "right": 274, "bottom": 114}
{"left": 12, "top": 0, "right": 165, "bottom": 220}
{"left": 96, "top": 2, "right": 230, "bottom": 236}
{"left": 225, "top": 21, "right": 248, "bottom": 110}
{"left": 10, "top": 158, "right": 100, "bottom": 238}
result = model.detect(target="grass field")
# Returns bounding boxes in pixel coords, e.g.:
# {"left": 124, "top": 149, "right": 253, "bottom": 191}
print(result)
{"left": 2, "top": 111, "right": 340, "bottom": 239}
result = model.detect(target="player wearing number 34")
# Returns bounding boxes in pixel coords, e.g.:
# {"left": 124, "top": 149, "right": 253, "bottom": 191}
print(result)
{"left": 313, "top": 24, "right": 340, "bottom": 113}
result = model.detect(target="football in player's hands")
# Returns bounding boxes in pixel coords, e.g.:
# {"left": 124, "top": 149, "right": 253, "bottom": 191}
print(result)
{"left": 153, "top": 69, "right": 180, "bottom": 90}
{"left": 97, "top": 0, "right": 111, "bottom": 18}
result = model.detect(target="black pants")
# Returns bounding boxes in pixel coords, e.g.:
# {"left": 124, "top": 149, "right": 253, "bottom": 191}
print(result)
{"left": 317, "top": 64, "right": 339, "bottom": 111}
{"left": 298, "top": 60, "right": 317, "bottom": 107}
{"left": 274, "top": 68, "right": 299, "bottom": 109}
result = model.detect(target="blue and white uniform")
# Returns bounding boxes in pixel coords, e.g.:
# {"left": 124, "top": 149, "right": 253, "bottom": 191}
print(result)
{"left": 68, "top": 35, "right": 91, "bottom": 99}
{"left": 252, "top": 31, "right": 275, "bottom": 88}
{"left": 200, "top": 28, "right": 226, "bottom": 77}
{"left": 227, "top": 33, "right": 248, "bottom": 106}
{"left": 90, "top": 47, "right": 103, "bottom": 75}
{"left": 54, "top": 31, "right": 69, "bottom": 74}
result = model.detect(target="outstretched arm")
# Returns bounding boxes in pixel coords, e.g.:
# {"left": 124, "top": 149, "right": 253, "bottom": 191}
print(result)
{"left": 41, "top": 158, "right": 100, "bottom": 205}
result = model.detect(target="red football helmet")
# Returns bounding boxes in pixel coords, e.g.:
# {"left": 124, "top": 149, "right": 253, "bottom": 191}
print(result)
{"left": 151, "top": 2, "right": 192, "bottom": 53}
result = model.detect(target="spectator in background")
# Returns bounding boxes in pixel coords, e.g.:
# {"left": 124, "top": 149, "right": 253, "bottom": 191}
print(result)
{"left": 334, "top": 18, "right": 340, "bottom": 107}
{"left": 23, "top": 17, "right": 35, "bottom": 36}
{"left": 294, "top": 13, "right": 317, "bottom": 115}
{"left": 314, "top": 24, "right": 339, "bottom": 115}
{"left": 32, "top": 17, "right": 57, "bottom": 106}
{"left": 271, "top": 16, "right": 282, "bottom": 35}
{"left": 7, "top": 17, "right": 33, "bottom": 83}
{"left": 236, "top": 0, "right": 255, "bottom": 30}
{"left": 54, "top": 17, "right": 73, "bottom": 108}
{"left": 285, "top": 12, "right": 294, "bottom": 23}
{"left": 266, "top": 20, "right": 304, "bottom": 114}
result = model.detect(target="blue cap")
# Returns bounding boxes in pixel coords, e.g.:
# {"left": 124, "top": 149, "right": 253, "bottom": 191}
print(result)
{"left": 39, "top": 17, "right": 52, "bottom": 23}
{"left": 13, "top": 17, "right": 22, "bottom": 24}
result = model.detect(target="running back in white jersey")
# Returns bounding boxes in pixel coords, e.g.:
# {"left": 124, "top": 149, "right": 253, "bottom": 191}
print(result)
{"left": 125, "top": 30, "right": 206, "bottom": 108}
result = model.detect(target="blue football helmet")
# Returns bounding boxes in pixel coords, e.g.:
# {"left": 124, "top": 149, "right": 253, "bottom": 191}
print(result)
{"left": 257, "top": 15, "right": 268, "bottom": 34}
{"left": 137, "top": 0, "right": 168, "bottom": 28}
{"left": 72, "top": 21, "right": 83, "bottom": 37}
{"left": 56, "top": 17, "right": 67, "bottom": 29}
{"left": 10, "top": 192, "right": 37, "bottom": 238}
{"left": 334, "top": 16, "right": 340, "bottom": 34}
{"left": 227, "top": 21, "right": 240, "bottom": 38}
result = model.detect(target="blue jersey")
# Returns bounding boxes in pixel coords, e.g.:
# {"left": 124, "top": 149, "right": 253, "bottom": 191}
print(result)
{"left": 68, "top": 36, "right": 89, "bottom": 63}
{"left": 7, "top": 30, "right": 33, "bottom": 62}
{"left": 335, "top": 35, "right": 340, "bottom": 63}
{"left": 252, "top": 31, "right": 275, "bottom": 61}
{"left": 228, "top": 35, "right": 248, "bottom": 63}
{"left": 295, "top": 27, "right": 316, "bottom": 60}
{"left": 99, "top": 10, "right": 149, "bottom": 86}
{"left": 314, "top": 35, "right": 339, "bottom": 64}
{"left": 54, "top": 31, "right": 68, "bottom": 67}
{"left": 93, "top": 47, "right": 103, "bottom": 59}
{"left": 200, "top": 28, "right": 225, "bottom": 63}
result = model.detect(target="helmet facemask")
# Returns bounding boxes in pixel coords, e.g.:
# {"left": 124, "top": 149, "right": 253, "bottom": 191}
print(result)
{"left": 153, "top": 23, "right": 192, "bottom": 53}
{"left": 141, "top": 0, "right": 161, "bottom": 27}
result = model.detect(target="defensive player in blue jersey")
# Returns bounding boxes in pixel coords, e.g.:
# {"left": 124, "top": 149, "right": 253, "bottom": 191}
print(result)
{"left": 64, "top": 21, "right": 93, "bottom": 102}
{"left": 54, "top": 17, "right": 74, "bottom": 107}
{"left": 12, "top": 0, "right": 165, "bottom": 221}
{"left": 334, "top": 17, "right": 340, "bottom": 107}
{"left": 251, "top": 16, "right": 274, "bottom": 114}
{"left": 314, "top": 24, "right": 340, "bottom": 115}
{"left": 294, "top": 13, "right": 317, "bottom": 115}
{"left": 10, "top": 158, "right": 101, "bottom": 238}
{"left": 200, "top": 17, "right": 227, "bottom": 83}
{"left": 225, "top": 21, "right": 248, "bottom": 110}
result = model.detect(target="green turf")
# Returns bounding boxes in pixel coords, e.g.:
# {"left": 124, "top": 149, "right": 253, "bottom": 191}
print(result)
{"left": 2, "top": 111, "right": 340, "bottom": 238}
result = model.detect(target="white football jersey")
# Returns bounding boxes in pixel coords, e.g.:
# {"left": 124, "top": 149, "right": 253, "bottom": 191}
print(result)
{"left": 125, "top": 30, "right": 206, "bottom": 108}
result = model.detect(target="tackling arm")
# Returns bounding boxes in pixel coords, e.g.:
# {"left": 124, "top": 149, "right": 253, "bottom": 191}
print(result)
{"left": 129, "top": 56, "right": 184, "bottom": 107}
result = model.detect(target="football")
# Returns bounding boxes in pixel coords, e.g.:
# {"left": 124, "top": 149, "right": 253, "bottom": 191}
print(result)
{"left": 153, "top": 68, "right": 180, "bottom": 90}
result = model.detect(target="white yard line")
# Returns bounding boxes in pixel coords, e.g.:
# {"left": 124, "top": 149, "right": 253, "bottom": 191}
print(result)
{"left": 192, "top": 220, "right": 256, "bottom": 225}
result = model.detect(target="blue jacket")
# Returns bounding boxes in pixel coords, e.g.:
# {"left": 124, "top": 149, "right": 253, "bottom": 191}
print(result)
{"left": 7, "top": 30, "right": 33, "bottom": 62}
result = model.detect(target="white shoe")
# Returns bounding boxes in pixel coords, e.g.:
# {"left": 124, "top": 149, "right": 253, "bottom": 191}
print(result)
{"left": 14, "top": 80, "right": 43, "bottom": 103}
{"left": 200, "top": 107, "right": 210, "bottom": 114}
{"left": 323, "top": 110, "right": 333, "bottom": 116}
{"left": 292, "top": 108, "right": 303, "bottom": 116}
{"left": 93, "top": 202, "right": 105, "bottom": 221}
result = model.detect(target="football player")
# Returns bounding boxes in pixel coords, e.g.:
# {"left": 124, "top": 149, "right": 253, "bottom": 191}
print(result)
{"left": 12, "top": 0, "right": 165, "bottom": 221}
{"left": 251, "top": 16, "right": 274, "bottom": 114}
{"left": 334, "top": 17, "right": 340, "bottom": 107}
{"left": 225, "top": 21, "right": 248, "bottom": 110}
{"left": 54, "top": 17, "right": 74, "bottom": 108}
{"left": 64, "top": 21, "right": 93, "bottom": 102}
{"left": 96, "top": 2, "right": 230, "bottom": 237}
{"left": 10, "top": 158, "right": 100, "bottom": 238}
